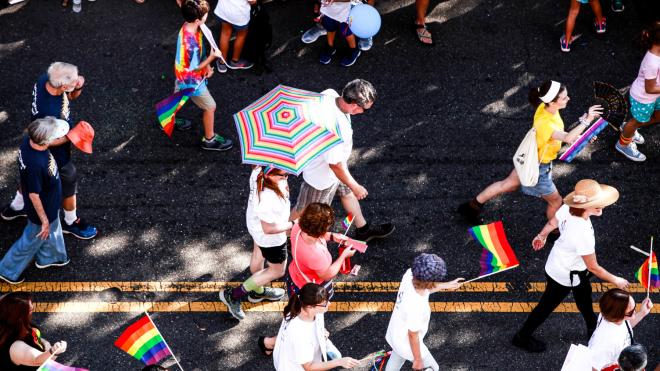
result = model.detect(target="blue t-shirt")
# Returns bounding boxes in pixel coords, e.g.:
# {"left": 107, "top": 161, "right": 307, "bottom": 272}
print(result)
{"left": 18, "top": 137, "right": 62, "bottom": 224}
{"left": 31, "top": 74, "right": 73, "bottom": 167}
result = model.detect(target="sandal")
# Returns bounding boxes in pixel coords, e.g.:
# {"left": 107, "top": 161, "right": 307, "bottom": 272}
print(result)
{"left": 415, "top": 24, "right": 434, "bottom": 46}
{"left": 257, "top": 336, "right": 274, "bottom": 357}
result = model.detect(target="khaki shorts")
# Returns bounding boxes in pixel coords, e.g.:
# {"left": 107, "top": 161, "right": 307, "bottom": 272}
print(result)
{"left": 294, "top": 180, "right": 352, "bottom": 212}
{"left": 174, "top": 84, "right": 216, "bottom": 111}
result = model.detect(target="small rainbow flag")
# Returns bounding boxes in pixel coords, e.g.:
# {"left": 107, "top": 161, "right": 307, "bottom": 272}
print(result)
{"left": 115, "top": 315, "right": 172, "bottom": 365}
{"left": 37, "top": 359, "right": 88, "bottom": 371}
{"left": 469, "top": 221, "right": 519, "bottom": 276}
{"left": 342, "top": 214, "right": 354, "bottom": 230}
{"left": 635, "top": 252, "right": 660, "bottom": 289}
{"left": 155, "top": 87, "right": 195, "bottom": 138}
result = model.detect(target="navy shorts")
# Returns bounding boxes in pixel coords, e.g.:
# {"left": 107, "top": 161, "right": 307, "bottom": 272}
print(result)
{"left": 321, "top": 15, "right": 352, "bottom": 36}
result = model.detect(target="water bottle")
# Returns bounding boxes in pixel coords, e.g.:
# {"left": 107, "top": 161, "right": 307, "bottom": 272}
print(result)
{"left": 73, "top": 0, "right": 81, "bottom": 12}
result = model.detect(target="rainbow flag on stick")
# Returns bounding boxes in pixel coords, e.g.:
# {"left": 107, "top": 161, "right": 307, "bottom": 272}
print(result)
{"left": 37, "top": 358, "right": 88, "bottom": 371}
{"left": 115, "top": 313, "right": 182, "bottom": 370}
{"left": 466, "top": 221, "right": 520, "bottom": 282}
{"left": 155, "top": 87, "right": 196, "bottom": 138}
{"left": 342, "top": 214, "right": 354, "bottom": 230}
{"left": 635, "top": 249, "right": 659, "bottom": 296}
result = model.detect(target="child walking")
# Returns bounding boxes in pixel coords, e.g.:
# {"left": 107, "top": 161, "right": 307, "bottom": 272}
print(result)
{"left": 383, "top": 254, "right": 463, "bottom": 371}
{"left": 214, "top": 0, "right": 255, "bottom": 72}
{"left": 560, "top": 0, "right": 606, "bottom": 52}
{"left": 176, "top": 0, "right": 233, "bottom": 151}
{"left": 615, "top": 22, "right": 660, "bottom": 162}
{"left": 319, "top": 0, "right": 361, "bottom": 67}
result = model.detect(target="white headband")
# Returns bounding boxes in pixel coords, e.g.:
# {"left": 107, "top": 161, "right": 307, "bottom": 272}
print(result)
{"left": 539, "top": 81, "right": 561, "bottom": 104}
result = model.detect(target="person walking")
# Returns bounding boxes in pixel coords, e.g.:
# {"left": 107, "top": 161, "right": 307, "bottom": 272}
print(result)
{"left": 512, "top": 179, "right": 630, "bottom": 353}
{"left": 589, "top": 289, "right": 653, "bottom": 370}
{"left": 219, "top": 165, "right": 293, "bottom": 320}
{"left": 384, "top": 253, "right": 464, "bottom": 371}
{"left": 272, "top": 283, "right": 359, "bottom": 370}
{"left": 0, "top": 292, "right": 69, "bottom": 370}
{"left": 1, "top": 62, "right": 97, "bottom": 240}
{"left": 291, "top": 79, "right": 394, "bottom": 242}
{"left": 458, "top": 80, "right": 602, "bottom": 226}
{"left": 0, "top": 118, "right": 71, "bottom": 284}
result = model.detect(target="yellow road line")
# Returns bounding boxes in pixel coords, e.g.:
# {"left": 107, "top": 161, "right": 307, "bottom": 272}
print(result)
{"left": 0, "top": 281, "right": 508, "bottom": 293}
{"left": 1, "top": 281, "right": 651, "bottom": 293}
{"left": 31, "top": 301, "right": 660, "bottom": 313}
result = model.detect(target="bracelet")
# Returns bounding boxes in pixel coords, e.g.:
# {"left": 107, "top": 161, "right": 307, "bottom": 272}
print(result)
{"left": 579, "top": 116, "right": 590, "bottom": 126}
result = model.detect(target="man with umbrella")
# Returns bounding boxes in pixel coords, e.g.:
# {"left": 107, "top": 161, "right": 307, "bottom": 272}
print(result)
{"left": 290, "top": 79, "right": 394, "bottom": 242}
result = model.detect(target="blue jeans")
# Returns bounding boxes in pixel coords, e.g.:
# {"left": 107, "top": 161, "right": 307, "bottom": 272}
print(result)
{"left": 0, "top": 218, "right": 67, "bottom": 280}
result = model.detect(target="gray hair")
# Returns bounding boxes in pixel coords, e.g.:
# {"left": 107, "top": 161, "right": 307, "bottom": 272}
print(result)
{"left": 28, "top": 117, "right": 59, "bottom": 145}
{"left": 618, "top": 344, "right": 647, "bottom": 371}
{"left": 47, "top": 62, "right": 78, "bottom": 88}
{"left": 341, "top": 79, "right": 377, "bottom": 107}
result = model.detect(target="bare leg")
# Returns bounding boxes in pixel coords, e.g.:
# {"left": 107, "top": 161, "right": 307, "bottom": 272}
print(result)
{"left": 541, "top": 191, "right": 563, "bottom": 221}
{"left": 326, "top": 31, "right": 336, "bottom": 48}
{"left": 232, "top": 29, "right": 248, "bottom": 61}
{"left": 564, "top": 0, "right": 581, "bottom": 42}
{"left": 62, "top": 195, "right": 76, "bottom": 212}
{"left": 249, "top": 261, "right": 287, "bottom": 287}
{"left": 249, "top": 241, "right": 265, "bottom": 274}
{"left": 219, "top": 23, "right": 233, "bottom": 62}
{"left": 475, "top": 169, "right": 521, "bottom": 204}
{"left": 346, "top": 34, "right": 357, "bottom": 49}
{"left": 202, "top": 108, "right": 215, "bottom": 139}
{"left": 589, "top": 0, "right": 604, "bottom": 23}
{"left": 415, "top": 0, "right": 429, "bottom": 26}
{"left": 339, "top": 192, "right": 367, "bottom": 228}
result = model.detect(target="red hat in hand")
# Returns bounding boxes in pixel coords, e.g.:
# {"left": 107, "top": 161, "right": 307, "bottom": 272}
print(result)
{"left": 66, "top": 121, "right": 94, "bottom": 154}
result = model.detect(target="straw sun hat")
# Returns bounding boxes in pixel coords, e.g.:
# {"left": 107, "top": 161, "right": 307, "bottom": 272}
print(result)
{"left": 563, "top": 179, "right": 619, "bottom": 209}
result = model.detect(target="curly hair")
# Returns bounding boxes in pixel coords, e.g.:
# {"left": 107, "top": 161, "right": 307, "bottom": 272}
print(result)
{"left": 299, "top": 203, "right": 334, "bottom": 238}
{"left": 181, "top": 0, "right": 209, "bottom": 22}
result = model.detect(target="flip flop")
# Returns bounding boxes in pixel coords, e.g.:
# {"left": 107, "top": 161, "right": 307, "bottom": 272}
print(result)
{"left": 415, "top": 24, "right": 434, "bottom": 46}
{"left": 257, "top": 336, "right": 273, "bottom": 357}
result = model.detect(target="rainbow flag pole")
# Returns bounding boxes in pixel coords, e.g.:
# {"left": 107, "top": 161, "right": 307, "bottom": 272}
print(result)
{"left": 145, "top": 311, "right": 184, "bottom": 371}
{"left": 647, "top": 237, "right": 653, "bottom": 299}
{"left": 464, "top": 265, "right": 519, "bottom": 283}
{"left": 341, "top": 214, "right": 354, "bottom": 236}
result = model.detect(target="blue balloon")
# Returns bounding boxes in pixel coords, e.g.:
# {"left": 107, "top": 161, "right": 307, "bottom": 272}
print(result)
{"left": 348, "top": 4, "right": 381, "bottom": 39}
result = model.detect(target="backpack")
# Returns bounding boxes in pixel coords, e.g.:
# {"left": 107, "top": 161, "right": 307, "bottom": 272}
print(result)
{"left": 243, "top": 1, "right": 273, "bottom": 73}
{"left": 512, "top": 128, "right": 541, "bottom": 187}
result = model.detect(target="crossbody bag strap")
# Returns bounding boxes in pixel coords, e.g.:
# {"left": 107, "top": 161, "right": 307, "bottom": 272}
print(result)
{"left": 293, "top": 230, "right": 313, "bottom": 284}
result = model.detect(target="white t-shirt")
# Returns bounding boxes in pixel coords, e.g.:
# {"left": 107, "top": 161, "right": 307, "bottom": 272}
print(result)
{"left": 630, "top": 51, "right": 660, "bottom": 104}
{"left": 544, "top": 205, "right": 596, "bottom": 287}
{"left": 245, "top": 167, "right": 291, "bottom": 247}
{"left": 273, "top": 315, "right": 325, "bottom": 371}
{"left": 588, "top": 315, "right": 633, "bottom": 370}
{"left": 214, "top": 0, "right": 251, "bottom": 27}
{"left": 385, "top": 269, "right": 432, "bottom": 361}
{"left": 302, "top": 89, "right": 353, "bottom": 190}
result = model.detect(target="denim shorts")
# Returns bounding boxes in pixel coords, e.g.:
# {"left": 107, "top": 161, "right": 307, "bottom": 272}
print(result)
{"left": 520, "top": 162, "right": 557, "bottom": 198}
{"left": 216, "top": 15, "right": 249, "bottom": 30}
{"left": 630, "top": 95, "right": 660, "bottom": 123}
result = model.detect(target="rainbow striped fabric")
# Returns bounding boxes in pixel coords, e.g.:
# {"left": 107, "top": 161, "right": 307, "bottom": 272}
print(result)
{"left": 469, "top": 221, "right": 519, "bottom": 275}
{"left": 559, "top": 118, "right": 609, "bottom": 162}
{"left": 155, "top": 87, "right": 195, "bottom": 137}
{"left": 115, "top": 315, "right": 172, "bottom": 365}
{"left": 174, "top": 27, "right": 205, "bottom": 90}
{"left": 37, "top": 359, "right": 88, "bottom": 371}
{"left": 342, "top": 214, "right": 354, "bottom": 230}
{"left": 635, "top": 252, "right": 660, "bottom": 289}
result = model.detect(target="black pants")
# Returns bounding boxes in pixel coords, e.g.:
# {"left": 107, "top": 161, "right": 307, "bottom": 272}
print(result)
{"left": 518, "top": 273, "right": 597, "bottom": 338}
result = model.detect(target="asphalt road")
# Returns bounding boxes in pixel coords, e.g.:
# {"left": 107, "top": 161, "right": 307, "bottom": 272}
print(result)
{"left": 0, "top": 0, "right": 658, "bottom": 370}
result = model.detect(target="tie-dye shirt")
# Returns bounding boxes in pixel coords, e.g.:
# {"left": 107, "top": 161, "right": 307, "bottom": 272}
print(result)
{"left": 174, "top": 26, "right": 207, "bottom": 96}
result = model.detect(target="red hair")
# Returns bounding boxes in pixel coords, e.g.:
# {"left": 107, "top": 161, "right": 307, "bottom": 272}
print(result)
{"left": 256, "top": 168, "right": 287, "bottom": 200}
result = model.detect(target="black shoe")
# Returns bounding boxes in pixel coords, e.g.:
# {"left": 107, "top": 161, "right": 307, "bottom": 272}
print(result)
{"left": 1, "top": 205, "right": 26, "bottom": 221}
{"left": 201, "top": 134, "right": 233, "bottom": 152}
{"left": 0, "top": 273, "right": 25, "bottom": 285}
{"left": 174, "top": 118, "right": 192, "bottom": 131}
{"left": 457, "top": 202, "right": 483, "bottom": 226}
{"left": 512, "top": 333, "right": 546, "bottom": 353}
{"left": 355, "top": 223, "right": 395, "bottom": 242}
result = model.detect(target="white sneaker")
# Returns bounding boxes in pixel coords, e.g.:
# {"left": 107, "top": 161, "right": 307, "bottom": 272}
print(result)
{"left": 301, "top": 24, "right": 327, "bottom": 44}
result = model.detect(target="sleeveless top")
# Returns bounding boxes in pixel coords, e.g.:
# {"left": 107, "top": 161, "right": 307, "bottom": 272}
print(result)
{"left": 0, "top": 327, "right": 45, "bottom": 371}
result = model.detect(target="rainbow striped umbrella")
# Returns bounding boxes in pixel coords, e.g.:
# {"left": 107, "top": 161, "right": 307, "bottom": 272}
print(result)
{"left": 233, "top": 85, "right": 343, "bottom": 175}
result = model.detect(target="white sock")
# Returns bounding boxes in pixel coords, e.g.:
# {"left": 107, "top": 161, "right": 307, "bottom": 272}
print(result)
{"left": 10, "top": 191, "right": 24, "bottom": 210}
{"left": 64, "top": 209, "right": 77, "bottom": 225}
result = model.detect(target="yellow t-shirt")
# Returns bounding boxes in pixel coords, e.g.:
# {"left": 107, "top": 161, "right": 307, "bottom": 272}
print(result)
{"left": 533, "top": 103, "right": 564, "bottom": 163}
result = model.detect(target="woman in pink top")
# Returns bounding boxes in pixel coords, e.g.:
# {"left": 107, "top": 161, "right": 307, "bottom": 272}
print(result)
{"left": 615, "top": 22, "right": 660, "bottom": 162}
{"left": 258, "top": 203, "right": 355, "bottom": 357}
{"left": 287, "top": 202, "right": 355, "bottom": 299}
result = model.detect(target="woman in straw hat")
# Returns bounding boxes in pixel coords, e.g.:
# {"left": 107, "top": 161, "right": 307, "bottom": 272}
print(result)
{"left": 512, "top": 179, "right": 630, "bottom": 353}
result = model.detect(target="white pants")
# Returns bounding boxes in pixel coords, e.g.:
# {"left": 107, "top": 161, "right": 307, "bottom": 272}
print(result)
{"left": 384, "top": 350, "right": 439, "bottom": 371}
